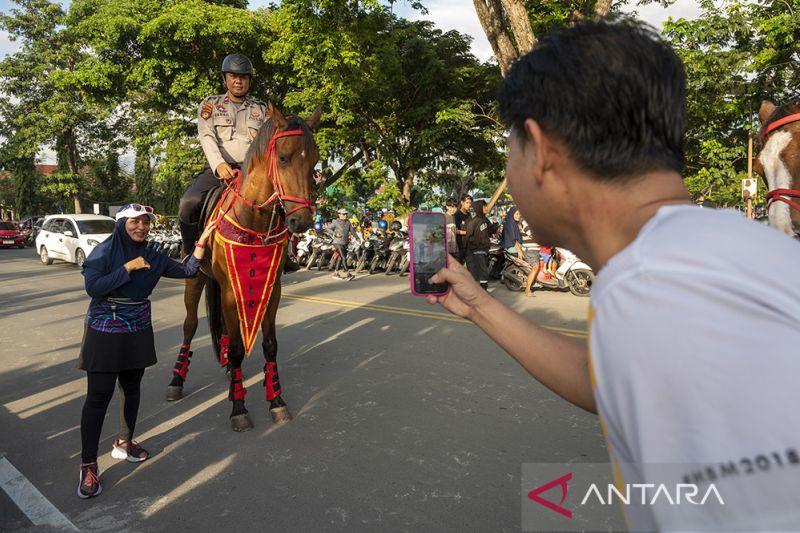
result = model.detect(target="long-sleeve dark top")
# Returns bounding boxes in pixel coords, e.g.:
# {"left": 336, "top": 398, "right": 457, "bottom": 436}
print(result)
{"left": 84, "top": 255, "right": 201, "bottom": 333}
{"left": 465, "top": 218, "right": 497, "bottom": 253}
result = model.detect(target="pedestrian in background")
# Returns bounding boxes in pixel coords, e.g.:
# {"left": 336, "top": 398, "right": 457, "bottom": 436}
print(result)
{"left": 464, "top": 200, "right": 496, "bottom": 290}
{"left": 77, "top": 204, "right": 215, "bottom": 499}
{"left": 444, "top": 197, "right": 458, "bottom": 254}
{"left": 501, "top": 206, "right": 540, "bottom": 296}
{"left": 331, "top": 208, "right": 355, "bottom": 281}
{"left": 454, "top": 194, "right": 472, "bottom": 264}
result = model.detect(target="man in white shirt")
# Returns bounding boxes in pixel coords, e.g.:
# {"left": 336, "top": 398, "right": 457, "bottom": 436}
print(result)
{"left": 428, "top": 20, "right": 800, "bottom": 531}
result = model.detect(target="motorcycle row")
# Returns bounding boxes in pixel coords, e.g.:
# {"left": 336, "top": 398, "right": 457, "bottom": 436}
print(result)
{"left": 291, "top": 226, "right": 595, "bottom": 296}
{"left": 145, "top": 227, "right": 183, "bottom": 259}
{"left": 293, "top": 227, "right": 411, "bottom": 276}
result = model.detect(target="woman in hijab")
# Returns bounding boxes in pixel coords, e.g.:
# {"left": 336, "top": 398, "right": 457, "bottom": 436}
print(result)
{"left": 500, "top": 207, "right": 541, "bottom": 296}
{"left": 464, "top": 200, "right": 497, "bottom": 290}
{"left": 77, "top": 204, "right": 215, "bottom": 499}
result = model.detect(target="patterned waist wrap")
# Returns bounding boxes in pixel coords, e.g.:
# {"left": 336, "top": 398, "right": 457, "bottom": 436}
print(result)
{"left": 86, "top": 297, "right": 151, "bottom": 333}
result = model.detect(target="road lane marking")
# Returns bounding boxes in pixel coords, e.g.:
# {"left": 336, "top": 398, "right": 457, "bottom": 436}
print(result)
{"left": 0, "top": 457, "right": 78, "bottom": 531}
{"left": 161, "top": 279, "right": 588, "bottom": 339}
{"left": 281, "top": 293, "right": 588, "bottom": 339}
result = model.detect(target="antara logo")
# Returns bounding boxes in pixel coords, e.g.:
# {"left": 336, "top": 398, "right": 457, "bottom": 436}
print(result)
{"left": 527, "top": 473, "right": 573, "bottom": 518}
{"left": 528, "top": 473, "right": 725, "bottom": 519}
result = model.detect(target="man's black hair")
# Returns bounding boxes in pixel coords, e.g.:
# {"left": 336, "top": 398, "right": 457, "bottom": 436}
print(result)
{"left": 446, "top": 197, "right": 457, "bottom": 208}
{"left": 460, "top": 193, "right": 473, "bottom": 203}
{"left": 498, "top": 20, "right": 686, "bottom": 180}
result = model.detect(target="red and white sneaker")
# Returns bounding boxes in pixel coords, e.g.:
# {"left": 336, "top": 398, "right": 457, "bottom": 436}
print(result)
{"left": 111, "top": 439, "right": 149, "bottom": 463}
{"left": 77, "top": 463, "right": 102, "bottom": 499}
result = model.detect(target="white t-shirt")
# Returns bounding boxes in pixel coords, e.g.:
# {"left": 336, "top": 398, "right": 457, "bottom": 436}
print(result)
{"left": 589, "top": 206, "right": 800, "bottom": 531}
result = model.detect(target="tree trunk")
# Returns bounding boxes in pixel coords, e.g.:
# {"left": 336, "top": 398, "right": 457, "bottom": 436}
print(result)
{"left": 594, "top": 0, "right": 612, "bottom": 20}
{"left": 62, "top": 129, "right": 82, "bottom": 213}
{"left": 499, "top": 0, "right": 536, "bottom": 54}
{"left": 401, "top": 168, "right": 416, "bottom": 206}
{"left": 473, "top": 0, "right": 521, "bottom": 76}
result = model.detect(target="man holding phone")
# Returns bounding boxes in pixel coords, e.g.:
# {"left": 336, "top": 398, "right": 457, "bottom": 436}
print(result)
{"left": 427, "top": 20, "right": 800, "bottom": 531}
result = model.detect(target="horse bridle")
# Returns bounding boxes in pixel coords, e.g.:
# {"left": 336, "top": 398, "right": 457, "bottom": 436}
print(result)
{"left": 761, "top": 113, "right": 800, "bottom": 214}
{"left": 225, "top": 128, "right": 316, "bottom": 216}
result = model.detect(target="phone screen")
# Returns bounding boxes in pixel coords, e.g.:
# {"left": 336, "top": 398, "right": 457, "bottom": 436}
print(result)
{"left": 410, "top": 211, "right": 449, "bottom": 296}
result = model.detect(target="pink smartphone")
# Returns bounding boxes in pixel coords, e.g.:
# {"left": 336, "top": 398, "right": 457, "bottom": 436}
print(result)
{"left": 409, "top": 211, "right": 449, "bottom": 296}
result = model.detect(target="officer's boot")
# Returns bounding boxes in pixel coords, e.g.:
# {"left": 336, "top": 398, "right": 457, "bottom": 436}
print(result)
{"left": 179, "top": 219, "right": 198, "bottom": 257}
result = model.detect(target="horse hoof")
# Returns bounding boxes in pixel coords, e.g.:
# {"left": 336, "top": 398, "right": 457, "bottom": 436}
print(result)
{"left": 270, "top": 406, "right": 292, "bottom": 424}
{"left": 166, "top": 385, "right": 183, "bottom": 401}
{"left": 231, "top": 414, "right": 253, "bottom": 432}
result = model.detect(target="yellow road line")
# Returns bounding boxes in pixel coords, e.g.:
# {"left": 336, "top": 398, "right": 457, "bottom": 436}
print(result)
{"left": 162, "top": 279, "right": 588, "bottom": 338}
{"left": 281, "top": 292, "right": 588, "bottom": 339}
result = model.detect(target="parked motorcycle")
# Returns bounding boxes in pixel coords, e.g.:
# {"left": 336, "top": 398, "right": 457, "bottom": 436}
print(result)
{"left": 384, "top": 231, "right": 408, "bottom": 275}
{"left": 500, "top": 247, "right": 594, "bottom": 297}
{"left": 355, "top": 230, "right": 383, "bottom": 273}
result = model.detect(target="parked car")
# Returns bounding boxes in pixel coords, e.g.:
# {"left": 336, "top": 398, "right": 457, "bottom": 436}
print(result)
{"left": 0, "top": 221, "right": 26, "bottom": 249}
{"left": 35, "top": 214, "right": 115, "bottom": 268}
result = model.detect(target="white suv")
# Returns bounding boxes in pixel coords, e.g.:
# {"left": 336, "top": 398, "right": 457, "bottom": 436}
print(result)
{"left": 36, "top": 214, "right": 115, "bottom": 268}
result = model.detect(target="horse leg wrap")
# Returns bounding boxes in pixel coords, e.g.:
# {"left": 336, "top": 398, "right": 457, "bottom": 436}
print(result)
{"left": 172, "top": 344, "right": 192, "bottom": 380}
{"left": 229, "top": 368, "right": 247, "bottom": 401}
{"left": 263, "top": 362, "right": 282, "bottom": 401}
{"left": 219, "top": 335, "right": 229, "bottom": 368}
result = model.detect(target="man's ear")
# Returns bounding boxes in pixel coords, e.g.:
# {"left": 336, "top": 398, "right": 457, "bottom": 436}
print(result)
{"left": 523, "top": 119, "right": 550, "bottom": 186}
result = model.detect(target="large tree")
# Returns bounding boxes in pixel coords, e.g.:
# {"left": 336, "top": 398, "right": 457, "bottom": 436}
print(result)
{"left": 269, "top": 1, "right": 502, "bottom": 207}
{"left": 0, "top": 0, "right": 124, "bottom": 213}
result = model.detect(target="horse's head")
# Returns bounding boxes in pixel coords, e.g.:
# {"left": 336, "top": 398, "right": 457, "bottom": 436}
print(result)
{"left": 242, "top": 103, "right": 321, "bottom": 235}
{"left": 754, "top": 100, "right": 800, "bottom": 236}
{"left": 269, "top": 103, "right": 321, "bottom": 234}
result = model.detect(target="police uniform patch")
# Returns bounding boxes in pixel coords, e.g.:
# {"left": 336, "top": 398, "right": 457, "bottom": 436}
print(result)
{"left": 201, "top": 102, "right": 213, "bottom": 120}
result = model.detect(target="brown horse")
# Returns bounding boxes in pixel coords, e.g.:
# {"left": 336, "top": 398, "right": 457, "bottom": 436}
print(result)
{"left": 166, "top": 103, "right": 321, "bottom": 431}
{"left": 754, "top": 100, "right": 800, "bottom": 236}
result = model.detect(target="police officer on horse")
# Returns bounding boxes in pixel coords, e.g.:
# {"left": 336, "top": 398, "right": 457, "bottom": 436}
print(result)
{"left": 178, "top": 53, "right": 268, "bottom": 254}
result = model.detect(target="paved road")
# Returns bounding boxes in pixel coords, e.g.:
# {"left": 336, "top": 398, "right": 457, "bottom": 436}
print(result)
{"left": 0, "top": 247, "right": 620, "bottom": 532}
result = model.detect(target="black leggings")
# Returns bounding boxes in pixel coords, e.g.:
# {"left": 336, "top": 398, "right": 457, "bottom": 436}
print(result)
{"left": 80, "top": 368, "right": 145, "bottom": 464}
{"left": 333, "top": 244, "right": 349, "bottom": 273}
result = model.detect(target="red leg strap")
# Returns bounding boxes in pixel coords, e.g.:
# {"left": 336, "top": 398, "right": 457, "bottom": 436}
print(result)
{"left": 219, "top": 335, "right": 229, "bottom": 368}
{"left": 264, "top": 362, "right": 281, "bottom": 401}
{"left": 172, "top": 346, "right": 192, "bottom": 380}
{"left": 230, "top": 367, "right": 247, "bottom": 401}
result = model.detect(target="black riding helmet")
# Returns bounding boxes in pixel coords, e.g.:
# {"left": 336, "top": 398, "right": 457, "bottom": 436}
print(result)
{"left": 221, "top": 53, "right": 253, "bottom": 76}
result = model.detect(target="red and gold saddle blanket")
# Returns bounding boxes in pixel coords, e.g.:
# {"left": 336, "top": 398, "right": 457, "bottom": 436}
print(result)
{"left": 212, "top": 209, "right": 287, "bottom": 355}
